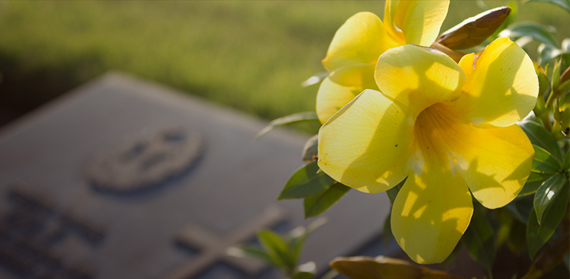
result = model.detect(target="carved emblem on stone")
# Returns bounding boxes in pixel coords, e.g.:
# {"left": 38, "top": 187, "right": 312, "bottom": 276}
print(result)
{"left": 85, "top": 127, "right": 204, "bottom": 194}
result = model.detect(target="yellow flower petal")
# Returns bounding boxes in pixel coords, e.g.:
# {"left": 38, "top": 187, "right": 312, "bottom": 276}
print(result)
{"left": 453, "top": 37, "right": 539, "bottom": 127}
{"left": 414, "top": 102, "right": 534, "bottom": 209}
{"left": 451, "top": 123, "right": 534, "bottom": 209}
{"left": 375, "top": 45, "right": 465, "bottom": 117}
{"left": 392, "top": 0, "right": 449, "bottom": 46}
{"left": 316, "top": 63, "right": 377, "bottom": 123}
{"left": 322, "top": 12, "right": 399, "bottom": 72}
{"left": 383, "top": 0, "right": 406, "bottom": 44}
{"left": 391, "top": 162, "right": 473, "bottom": 264}
{"left": 318, "top": 89, "right": 415, "bottom": 193}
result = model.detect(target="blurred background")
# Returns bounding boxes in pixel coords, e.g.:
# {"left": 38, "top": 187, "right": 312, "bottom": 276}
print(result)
{"left": 0, "top": 0, "right": 568, "bottom": 132}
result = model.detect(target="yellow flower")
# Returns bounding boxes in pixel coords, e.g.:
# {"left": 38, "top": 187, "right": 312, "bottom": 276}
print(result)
{"left": 317, "top": 0, "right": 450, "bottom": 123}
{"left": 318, "top": 37, "right": 538, "bottom": 264}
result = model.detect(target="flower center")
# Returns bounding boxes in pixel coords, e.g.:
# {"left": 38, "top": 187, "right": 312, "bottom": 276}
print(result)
{"left": 413, "top": 103, "right": 460, "bottom": 169}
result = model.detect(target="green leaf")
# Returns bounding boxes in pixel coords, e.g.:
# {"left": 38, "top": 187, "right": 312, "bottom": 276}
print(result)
{"left": 386, "top": 178, "right": 406, "bottom": 204}
{"left": 278, "top": 161, "right": 336, "bottom": 200}
{"left": 462, "top": 209, "right": 496, "bottom": 275}
{"left": 500, "top": 22, "right": 559, "bottom": 47}
{"left": 330, "top": 256, "right": 464, "bottom": 279}
{"left": 527, "top": 185, "right": 569, "bottom": 258}
{"left": 304, "top": 183, "right": 350, "bottom": 218}
{"left": 301, "top": 72, "right": 329, "bottom": 87}
{"left": 288, "top": 218, "right": 327, "bottom": 265}
{"left": 226, "top": 245, "right": 277, "bottom": 265}
{"left": 563, "top": 148, "right": 570, "bottom": 170}
{"left": 520, "top": 171, "right": 554, "bottom": 195}
{"left": 257, "top": 230, "right": 295, "bottom": 271}
{"left": 382, "top": 213, "right": 393, "bottom": 247}
{"left": 301, "top": 135, "right": 318, "bottom": 162}
{"left": 519, "top": 115, "right": 564, "bottom": 161}
{"left": 505, "top": 195, "right": 534, "bottom": 224}
{"left": 507, "top": 219, "right": 528, "bottom": 256}
{"left": 255, "top": 112, "right": 319, "bottom": 140}
{"left": 537, "top": 44, "right": 569, "bottom": 66}
{"left": 292, "top": 262, "right": 316, "bottom": 279}
{"left": 533, "top": 173, "right": 566, "bottom": 224}
{"left": 522, "top": 231, "right": 570, "bottom": 279}
{"left": 532, "top": 145, "right": 563, "bottom": 174}
{"left": 525, "top": 0, "right": 570, "bottom": 13}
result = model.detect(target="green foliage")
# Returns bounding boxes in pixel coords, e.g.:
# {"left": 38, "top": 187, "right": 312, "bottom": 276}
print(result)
{"left": 301, "top": 135, "right": 319, "bottom": 163}
{"left": 525, "top": 0, "right": 570, "bottom": 13}
{"left": 330, "top": 256, "right": 463, "bottom": 279}
{"left": 278, "top": 161, "right": 335, "bottom": 200}
{"left": 527, "top": 185, "right": 569, "bottom": 258}
{"left": 255, "top": 112, "right": 319, "bottom": 140}
{"left": 462, "top": 207, "right": 496, "bottom": 276}
{"left": 533, "top": 173, "right": 566, "bottom": 223}
{"left": 227, "top": 218, "right": 326, "bottom": 278}
{"left": 531, "top": 145, "right": 563, "bottom": 174}
{"left": 501, "top": 22, "right": 559, "bottom": 47}
{"left": 303, "top": 183, "right": 350, "bottom": 218}
{"left": 519, "top": 115, "right": 564, "bottom": 160}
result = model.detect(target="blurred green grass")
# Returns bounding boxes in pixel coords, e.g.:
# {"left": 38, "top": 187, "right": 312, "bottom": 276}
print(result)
{"left": 0, "top": 1, "right": 568, "bottom": 132}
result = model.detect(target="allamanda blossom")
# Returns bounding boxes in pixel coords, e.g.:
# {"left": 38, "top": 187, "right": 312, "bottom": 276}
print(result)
{"left": 318, "top": 37, "right": 539, "bottom": 264}
{"left": 317, "top": 0, "right": 449, "bottom": 123}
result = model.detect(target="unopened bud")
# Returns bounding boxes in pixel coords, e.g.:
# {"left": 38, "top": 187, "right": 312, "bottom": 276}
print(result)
{"left": 436, "top": 6, "right": 511, "bottom": 50}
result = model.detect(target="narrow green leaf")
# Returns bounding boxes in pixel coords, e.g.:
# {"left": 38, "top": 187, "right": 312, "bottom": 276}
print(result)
{"left": 226, "top": 245, "right": 277, "bottom": 265}
{"left": 520, "top": 171, "right": 554, "bottom": 195}
{"left": 527, "top": 185, "right": 569, "bottom": 259}
{"left": 519, "top": 115, "right": 564, "bottom": 161}
{"left": 382, "top": 213, "right": 393, "bottom": 247}
{"left": 522, "top": 231, "right": 570, "bottom": 279}
{"left": 537, "top": 44, "right": 569, "bottom": 66}
{"left": 500, "top": 22, "right": 559, "bottom": 47}
{"left": 532, "top": 145, "right": 563, "bottom": 174}
{"left": 533, "top": 173, "right": 566, "bottom": 224}
{"left": 462, "top": 209, "right": 496, "bottom": 275}
{"left": 301, "top": 72, "right": 329, "bottom": 87}
{"left": 497, "top": 209, "right": 514, "bottom": 248}
{"left": 293, "top": 271, "right": 314, "bottom": 279}
{"left": 304, "top": 183, "right": 350, "bottom": 218}
{"left": 255, "top": 112, "right": 319, "bottom": 140}
{"left": 507, "top": 220, "right": 528, "bottom": 256}
{"left": 525, "top": 0, "right": 570, "bottom": 13}
{"left": 563, "top": 149, "right": 570, "bottom": 170}
{"left": 278, "top": 161, "right": 336, "bottom": 200}
{"left": 533, "top": 60, "right": 550, "bottom": 98}
{"left": 301, "top": 135, "right": 318, "bottom": 162}
{"left": 386, "top": 178, "right": 406, "bottom": 204}
{"left": 330, "top": 256, "right": 463, "bottom": 279}
{"left": 288, "top": 218, "right": 327, "bottom": 265}
{"left": 257, "top": 230, "right": 295, "bottom": 271}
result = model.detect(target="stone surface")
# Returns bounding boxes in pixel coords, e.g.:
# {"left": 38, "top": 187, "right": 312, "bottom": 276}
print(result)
{"left": 0, "top": 72, "right": 394, "bottom": 279}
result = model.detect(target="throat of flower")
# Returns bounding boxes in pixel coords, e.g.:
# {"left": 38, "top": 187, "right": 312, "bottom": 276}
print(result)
{"left": 412, "top": 103, "right": 458, "bottom": 172}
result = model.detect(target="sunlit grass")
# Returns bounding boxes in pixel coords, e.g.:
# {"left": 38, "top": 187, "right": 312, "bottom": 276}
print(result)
{"left": 0, "top": 1, "right": 567, "bottom": 133}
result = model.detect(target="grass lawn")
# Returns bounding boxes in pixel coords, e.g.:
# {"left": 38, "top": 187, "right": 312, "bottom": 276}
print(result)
{"left": 0, "top": 0, "right": 568, "bottom": 133}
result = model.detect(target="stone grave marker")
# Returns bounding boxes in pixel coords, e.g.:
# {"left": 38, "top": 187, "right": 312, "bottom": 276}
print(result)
{"left": 0, "top": 72, "right": 395, "bottom": 279}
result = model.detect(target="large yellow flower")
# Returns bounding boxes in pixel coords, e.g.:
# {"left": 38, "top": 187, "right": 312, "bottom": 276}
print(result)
{"left": 318, "top": 37, "right": 538, "bottom": 264}
{"left": 317, "top": 0, "right": 450, "bottom": 123}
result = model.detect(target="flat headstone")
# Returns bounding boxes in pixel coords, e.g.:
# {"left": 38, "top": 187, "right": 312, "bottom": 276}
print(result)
{"left": 0, "top": 72, "right": 394, "bottom": 279}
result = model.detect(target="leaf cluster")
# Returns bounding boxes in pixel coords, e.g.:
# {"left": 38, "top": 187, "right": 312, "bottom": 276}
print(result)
{"left": 227, "top": 218, "right": 327, "bottom": 279}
